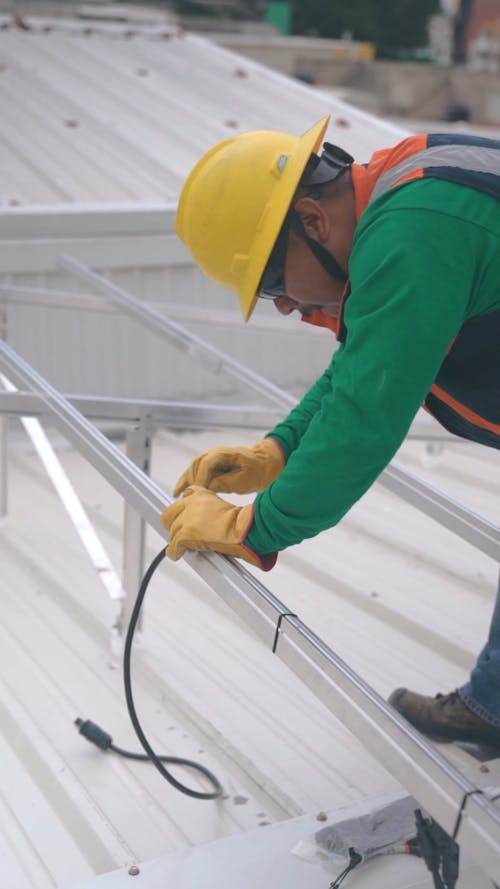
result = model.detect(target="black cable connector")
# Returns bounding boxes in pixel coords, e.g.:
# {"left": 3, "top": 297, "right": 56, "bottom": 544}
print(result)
{"left": 74, "top": 714, "right": 224, "bottom": 775}
{"left": 75, "top": 718, "right": 113, "bottom": 751}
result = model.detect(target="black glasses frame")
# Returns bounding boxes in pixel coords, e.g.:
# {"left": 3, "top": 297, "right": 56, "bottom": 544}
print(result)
{"left": 257, "top": 216, "right": 292, "bottom": 300}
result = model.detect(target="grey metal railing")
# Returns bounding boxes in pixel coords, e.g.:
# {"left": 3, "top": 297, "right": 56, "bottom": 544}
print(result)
{"left": 0, "top": 391, "right": 282, "bottom": 430}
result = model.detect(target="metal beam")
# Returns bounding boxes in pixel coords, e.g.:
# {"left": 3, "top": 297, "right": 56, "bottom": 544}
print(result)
{"left": 0, "top": 343, "right": 165, "bottom": 536}
{"left": 0, "top": 338, "right": 499, "bottom": 883}
{"left": 0, "top": 392, "right": 465, "bottom": 444}
{"left": 0, "top": 391, "right": 282, "bottom": 430}
{"left": 0, "top": 284, "right": 114, "bottom": 313}
{"left": 60, "top": 256, "right": 500, "bottom": 562}
{"left": 120, "top": 423, "right": 151, "bottom": 637}
{"left": 383, "top": 462, "right": 499, "bottom": 561}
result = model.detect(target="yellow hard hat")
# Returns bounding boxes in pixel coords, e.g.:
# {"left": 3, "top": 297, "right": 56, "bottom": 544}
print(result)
{"left": 176, "top": 116, "right": 330, "bottom": 321}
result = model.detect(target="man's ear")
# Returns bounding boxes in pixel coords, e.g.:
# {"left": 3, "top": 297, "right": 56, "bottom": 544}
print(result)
{"left": 293, "top": 196, "right": 330, "bottom": 243}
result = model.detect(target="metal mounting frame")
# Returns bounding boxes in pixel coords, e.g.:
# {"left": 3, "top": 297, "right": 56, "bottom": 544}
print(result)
{"left": 0, "top": 391, "right": 282, "bottom": 430}
{"left": 58, "top": 255, "right": 500, "bottom": 563}
{"left": 0, "top": 336, "right": 499, "bottom": 884}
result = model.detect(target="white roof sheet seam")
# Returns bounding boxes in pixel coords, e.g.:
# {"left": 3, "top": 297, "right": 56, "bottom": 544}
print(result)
{"left": 0, "top": 65, "right": 170, "bottom": 202}
{"left": 280, "top": 549, "right": 475, "bottom": 672}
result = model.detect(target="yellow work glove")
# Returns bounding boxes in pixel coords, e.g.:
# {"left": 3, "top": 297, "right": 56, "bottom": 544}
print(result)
{"left": 173, "top": 437, "right": 285, "bottom": 497}
{"left": 161, "top": 486, "right": 277, "bottom": 571}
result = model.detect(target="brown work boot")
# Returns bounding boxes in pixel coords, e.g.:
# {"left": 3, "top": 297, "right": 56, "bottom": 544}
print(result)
{"left": 388, "top": 688, "right": 500, "bottom": 745}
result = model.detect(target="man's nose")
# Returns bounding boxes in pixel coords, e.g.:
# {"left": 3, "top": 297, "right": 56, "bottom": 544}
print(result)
{"left": 273, "top": 295, "right": 298, "bottom": 315}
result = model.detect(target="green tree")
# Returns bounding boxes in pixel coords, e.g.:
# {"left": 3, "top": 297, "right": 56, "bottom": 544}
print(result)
{"left": 291, "top": 0, "right": 440, "bottom": 59}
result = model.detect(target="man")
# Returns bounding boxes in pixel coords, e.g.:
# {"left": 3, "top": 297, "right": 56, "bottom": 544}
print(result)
{"left": 162, "top": 116, "right": 500, "bottom": 746}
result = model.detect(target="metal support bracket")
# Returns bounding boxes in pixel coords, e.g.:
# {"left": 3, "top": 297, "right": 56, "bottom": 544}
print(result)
{"left": 120, "top": 421, "right": 153, "bottom": 637}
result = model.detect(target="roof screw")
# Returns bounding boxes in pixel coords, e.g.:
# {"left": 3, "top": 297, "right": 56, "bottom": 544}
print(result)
{"left": 128, "top": 864, "right": 140, "bottom": 876}
{"left": 316, "top": 811, "right": 328, "bottom": 821}
{"left": 479, "top": 764, "right": 490, "bottom": 773}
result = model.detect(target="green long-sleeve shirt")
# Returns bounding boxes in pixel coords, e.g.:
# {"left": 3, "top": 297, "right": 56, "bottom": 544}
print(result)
{"left": 245, "top": 178, "right": 500, "bottom": 557}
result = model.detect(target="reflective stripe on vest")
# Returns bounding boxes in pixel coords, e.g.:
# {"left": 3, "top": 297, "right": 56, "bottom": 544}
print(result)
{"left": 368, "top": 135, "right": 500, "bottom": 206}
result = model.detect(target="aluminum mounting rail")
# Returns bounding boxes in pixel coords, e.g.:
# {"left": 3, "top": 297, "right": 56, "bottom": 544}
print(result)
{"left": 382, "top": 461, "right": 499, "bottom": 562}
{"left": 0, "top": 375, "right": 124, "bottom": 602}
{"left": 1, "top": 337, "right": 500, "bottom": 883}
{"left": 60, "top": 255, "right": 500, "bottom": 563}
{"left": 0, "top": 391, "right": 282, "bottom": 430}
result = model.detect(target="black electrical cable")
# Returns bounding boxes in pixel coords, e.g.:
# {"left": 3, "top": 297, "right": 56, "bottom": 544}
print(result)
{"left": 328, "top": 848, "right": 363, "bottom": 888}
{"left": 76, "top": 547, "right": 223, "bottom": 800}
{"left": 123, "top": 547, "right": 222, "bottom": 799}
{"left": 74, "top": 716, "right": 224, "bottom": 782}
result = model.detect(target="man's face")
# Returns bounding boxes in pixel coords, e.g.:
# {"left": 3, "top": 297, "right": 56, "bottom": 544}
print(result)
{"left": 272, "top": 227, "right": 345, "bottom": 318}
{"left": 262, "top": 180, "right": 356, "bottom": 319}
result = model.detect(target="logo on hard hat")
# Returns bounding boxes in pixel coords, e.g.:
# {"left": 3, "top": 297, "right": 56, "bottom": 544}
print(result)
{"left": 277, "top": 154, "right": 289, "bottom": 173}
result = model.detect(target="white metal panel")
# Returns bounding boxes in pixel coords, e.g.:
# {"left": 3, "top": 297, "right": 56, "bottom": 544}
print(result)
{"left": 66, "top": 791, "right": 493, "bottom": 889}
{"left": 0, "top": 25, "right": 408, "bottom": 209}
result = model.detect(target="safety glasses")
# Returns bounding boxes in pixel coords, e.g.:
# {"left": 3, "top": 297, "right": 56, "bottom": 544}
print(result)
{"left": 258, "top": 208, "right": 347, "bottom": 302}
{"left": 257, "top": 216, "right": 291, "bottom": 300}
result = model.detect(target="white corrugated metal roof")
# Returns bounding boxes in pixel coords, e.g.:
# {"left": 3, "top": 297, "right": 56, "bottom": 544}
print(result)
{"left": 0, "top": 17, "right": 407, "bottom": 209}
{"left": 1, "top": 420, "right": 499, "bottom": 889}
{"left": 1, "top": 16, "right": 500, "bottom": 889}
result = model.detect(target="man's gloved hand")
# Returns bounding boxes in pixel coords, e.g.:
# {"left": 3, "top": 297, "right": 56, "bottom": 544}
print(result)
{"left": 173, "top": 437, "right": 285, "bottom": 497}
{"left": 161, "top": 485, "right": 277, "bottom": 571}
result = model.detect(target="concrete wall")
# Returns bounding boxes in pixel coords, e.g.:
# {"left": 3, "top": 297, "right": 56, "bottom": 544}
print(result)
{"left": 214, "top": 35, "right": 500, "bottom": 124}
{"left": 344, "top": 61, "right": 500, "bottom": 123}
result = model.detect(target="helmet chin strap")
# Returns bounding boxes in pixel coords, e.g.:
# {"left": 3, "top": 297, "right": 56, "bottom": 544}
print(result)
{"left": 289, "top": 209, "right": 348, "bottom": 286}
{"left": 290, "top": 147, "right": 353, "bottom": 287}
{"left": 258, "top": 146, "right": 351, "bottom": 301}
